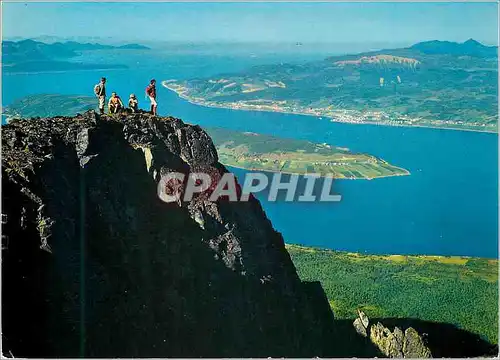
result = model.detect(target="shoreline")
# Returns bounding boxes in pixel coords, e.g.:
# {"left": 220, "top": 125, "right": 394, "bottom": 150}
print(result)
{"left": 225, "top": 162, "right": 411, "bottom": 181}
{"left": 162, "top": 81, "right": 498, "bottom": 135}
{"left": 284, "top": 243, "right": 499, "bottom": 261}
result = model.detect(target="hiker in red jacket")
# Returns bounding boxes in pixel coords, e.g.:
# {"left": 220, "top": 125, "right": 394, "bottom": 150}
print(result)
{"left": 146, "top": 79, "right": 157, "bottom": 115}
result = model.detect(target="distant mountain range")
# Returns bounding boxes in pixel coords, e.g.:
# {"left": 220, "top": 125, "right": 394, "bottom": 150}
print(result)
{"left": 3, "top": 39, "right": 149, "bottom": 61}
{"left": 5, "top": 35, "right": 114, "bottom": 44}
{"left": 409, "top": 39, "right": 497, "bottom": 57}
{"left": 164, "top": 39, "right": 498, "bottom": 132}
{"left": 2, "top": 39, "right": 149, "bottom": 73}
{"left": 325, "top": 39, "right": 497, "bottom": 66}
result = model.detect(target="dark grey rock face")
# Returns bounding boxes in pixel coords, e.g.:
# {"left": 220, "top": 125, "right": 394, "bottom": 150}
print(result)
{"left": 1, "top": 111, "right": 335, "bottom": 357}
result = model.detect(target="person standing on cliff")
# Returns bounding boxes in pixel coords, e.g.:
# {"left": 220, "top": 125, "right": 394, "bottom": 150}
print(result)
{"left": 145, "top": 79, "right": 157, "bottom": 115}
{"left": 93, "top": 77, "right": 106, "bottom": 114}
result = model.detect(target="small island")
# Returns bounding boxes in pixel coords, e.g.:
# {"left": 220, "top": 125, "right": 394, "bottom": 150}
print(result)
{"left": 4, "top": 94, "right": 409, "bottom": 180}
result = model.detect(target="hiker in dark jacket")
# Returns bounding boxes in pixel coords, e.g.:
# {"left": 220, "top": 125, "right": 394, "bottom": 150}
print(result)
{"left": 93, "top": 77, "right": 106, "bottom": 114}
{"left": 145, "top": 79, "right": 157, "bottom": 115}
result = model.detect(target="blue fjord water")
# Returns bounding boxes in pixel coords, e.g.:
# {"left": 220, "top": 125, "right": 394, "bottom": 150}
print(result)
{"left": 2, "top": 49, "right": 498, "bottom": 258}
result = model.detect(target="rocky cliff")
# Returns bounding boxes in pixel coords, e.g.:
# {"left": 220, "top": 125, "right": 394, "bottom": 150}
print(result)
{"left": 1, "top": 111, "right": 335, "bottom": 357}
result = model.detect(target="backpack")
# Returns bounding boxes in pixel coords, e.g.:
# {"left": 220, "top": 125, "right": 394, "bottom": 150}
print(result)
{"left": 94, "top": 83, "right": 103, "bottom": 96}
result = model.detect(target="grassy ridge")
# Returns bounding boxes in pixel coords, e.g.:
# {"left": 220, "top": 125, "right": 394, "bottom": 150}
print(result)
{"left": 286, "top": 244, "right": 498, "bottom": 343}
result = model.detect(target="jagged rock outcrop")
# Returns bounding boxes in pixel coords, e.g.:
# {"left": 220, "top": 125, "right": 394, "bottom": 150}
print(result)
{"left": 370, "top": 322, "right": 406, "bottom": 358}
{"left": 370, "top": 322, "right": 432, "bottom": 358}
{"left": 352, "top": 311, "right": 432, "bottom": 358}
{"left": 353, "top": 309, "right": 369, "bottom": 337}
{"left": 402, "top": 327, "right": 433, "bottom": 358}
{"left": 1, "top": 111, "right": 336, "bottom": 357}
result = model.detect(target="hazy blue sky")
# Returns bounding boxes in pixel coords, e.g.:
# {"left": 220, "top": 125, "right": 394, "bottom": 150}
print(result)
{"left": 2, "top": 2, "right": 498, "bottom": 45}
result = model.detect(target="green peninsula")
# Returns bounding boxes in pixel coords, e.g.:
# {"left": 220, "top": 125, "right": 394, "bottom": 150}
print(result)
{"left": 206, "top": 127, "right": 408, "bottom": 179}
{"left": 286, "top": 244, "right": 498, "bottom": 344}
{"left": 4, "top": 94, "right": 409, "bottom": 179}
{"left": 164, "top": 39, "right": 498, "bottom": 133}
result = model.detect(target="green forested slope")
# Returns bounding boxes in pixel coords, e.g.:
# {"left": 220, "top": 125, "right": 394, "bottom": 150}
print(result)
{"left": 287, "top": 244, "right": 498, "bottom": 344}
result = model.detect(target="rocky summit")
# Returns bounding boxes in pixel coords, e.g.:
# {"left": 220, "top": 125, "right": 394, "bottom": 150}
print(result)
{"left": 1, "top": 111, "right": 335, "bottom": 357}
